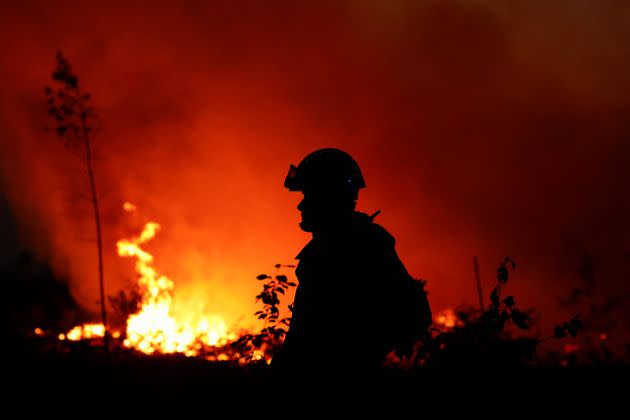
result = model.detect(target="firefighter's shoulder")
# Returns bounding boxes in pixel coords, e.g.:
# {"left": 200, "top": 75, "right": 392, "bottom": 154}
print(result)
{"left": 351, "top": 211, "right": 396, "bottom": 250}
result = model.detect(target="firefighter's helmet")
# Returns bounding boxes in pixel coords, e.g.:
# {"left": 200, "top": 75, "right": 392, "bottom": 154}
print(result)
{"left": 284, "top": 148, "right": 365, "bottom": 197}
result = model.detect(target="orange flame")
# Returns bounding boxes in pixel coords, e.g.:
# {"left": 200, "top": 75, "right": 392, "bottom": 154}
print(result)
{"left": 61, "top": 204, "right": 237, "bottom": 357}
{"left": 117, "top": 217, "right": 236, "bottom": 356}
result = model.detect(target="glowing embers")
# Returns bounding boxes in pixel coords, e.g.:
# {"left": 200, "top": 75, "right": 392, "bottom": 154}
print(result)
{"left": 434, "top": 308, "right": 464, "bottom": 330}
{"left": 64, "top": 323, "right": 106, "bottom": 341}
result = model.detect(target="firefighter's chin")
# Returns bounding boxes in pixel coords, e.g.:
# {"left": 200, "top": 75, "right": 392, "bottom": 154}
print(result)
{"left": 299, "top": 218, "right": 314, "bottom": 232}
{"left": 299, "top": 212, "right": 321, "bottom": 232}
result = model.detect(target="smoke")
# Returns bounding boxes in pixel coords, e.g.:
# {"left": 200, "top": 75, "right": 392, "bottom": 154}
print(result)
{"left": 1, "top": 0, "right": 629, "bottom": 332}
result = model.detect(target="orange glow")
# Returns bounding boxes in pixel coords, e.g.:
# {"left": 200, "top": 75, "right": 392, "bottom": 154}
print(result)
{"left": 564, "top": 343, "right": 579, "bottom": 354}
{"left": 34, "top": 327, "right": 44, "bottom": 336}
{"left": 123, "top": 202, "right": 137, "bottom": 212}
{"left": 434, "top": 308, "right": 462, "bottom": 329}
{"left": 66, "top": 323, "right": 106, "bottom": 341}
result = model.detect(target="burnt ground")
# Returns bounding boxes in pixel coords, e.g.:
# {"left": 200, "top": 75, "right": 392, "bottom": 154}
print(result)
{"left": 2, "top": 339, "right": 628, "bottom": 419}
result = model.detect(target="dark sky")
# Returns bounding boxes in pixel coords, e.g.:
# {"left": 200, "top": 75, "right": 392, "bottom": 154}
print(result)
{"left": 1, "top": 0, "right": 629, "bottom": 333}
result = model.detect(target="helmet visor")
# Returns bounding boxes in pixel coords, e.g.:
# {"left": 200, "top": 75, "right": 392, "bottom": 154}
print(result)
{"left": 283, "top": 164, "right": 301, "bottom": 191}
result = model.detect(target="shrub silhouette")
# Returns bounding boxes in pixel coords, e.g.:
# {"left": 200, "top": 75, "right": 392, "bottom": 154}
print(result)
{"left": 232, "top": 264, "right": 296, "bottom": 363}
{"left": 387, "top": 257, "right": 583, "bottom": 370}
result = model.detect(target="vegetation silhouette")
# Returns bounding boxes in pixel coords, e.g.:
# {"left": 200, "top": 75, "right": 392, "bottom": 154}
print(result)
{"left": 383, "top": 256, "right": 584, "bottom": 371}
{"left": 553, "top": 253, "right": 625, "bottom": 365}
{"left": 231, "top": 264, "right": 296, "bottom": 363}
{"left": 44, "top": 52, "right": 109, "bottom": 350}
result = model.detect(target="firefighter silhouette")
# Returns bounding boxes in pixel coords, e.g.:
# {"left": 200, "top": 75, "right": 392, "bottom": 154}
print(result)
{"left": 274, "top": 148, "right": 432, "bottom": 375}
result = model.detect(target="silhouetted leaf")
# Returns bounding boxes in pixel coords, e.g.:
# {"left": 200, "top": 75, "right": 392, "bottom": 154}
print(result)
{"left": 67, "top": 75, "right": 78, "bottom": 88}
{"left": 48, "top": 107, "right": 57, "bottom": 115}
{"left": 511, "top": 309, "right": 531, "bottom": 330}
{"left": 56, "top": 125, "right": 67, "bottom": 136}
{"left": 490, "top": 287, "right": 500, "bottom": 307}
{"left": 287, "top": 282, "right": 297, "bottom": 287}
{"left": 569, "top": 315, "right": 583, "bottom": 330}
{"left": 566, "top": 316, "right": 582, "bottom": 338}
{"left": 503, "top": 296, "right": 516, "bottom": 308}
{"left": 497, "top": 266, "right": 509, "bottom": 284}
{"left": 256, "top": 274, "right": 270, "bottom": 280}
{"left": 555, "top": 326, "right": 568, "bottom": 339}
{"left": 276, "top": 275, "right": 288, "bottom": 283}
{"left": 274, "top": 264, "right": 281, "bottom": 269}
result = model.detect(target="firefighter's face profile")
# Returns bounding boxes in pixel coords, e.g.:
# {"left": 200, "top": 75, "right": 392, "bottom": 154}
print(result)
{"left": 297, "top": 187, "right": 355, "bottom": 233}
{"left": 297, "top": 190, "right": 322, "bottom": 232}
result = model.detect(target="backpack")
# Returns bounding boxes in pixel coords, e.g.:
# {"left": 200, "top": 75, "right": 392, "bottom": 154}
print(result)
{"left": 392, "top": 276, "right": 432, "bottom": 358}
{"left": 361, "top": 211, "right": 432, "bottom": 358}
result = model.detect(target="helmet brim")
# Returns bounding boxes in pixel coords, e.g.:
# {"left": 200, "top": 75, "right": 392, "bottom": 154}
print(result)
{"left": 283, "top": 164, "right": 302, "bottom": 191}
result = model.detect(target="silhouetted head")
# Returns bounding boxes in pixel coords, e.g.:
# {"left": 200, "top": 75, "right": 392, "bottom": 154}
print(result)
{"left": 284, "top": 148, "right": 365, "bottom": 234}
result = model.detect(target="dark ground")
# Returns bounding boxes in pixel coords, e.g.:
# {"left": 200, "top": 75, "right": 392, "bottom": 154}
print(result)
{"left": 3, "top": 340, "right": 627, "bottom": 419}
{"left": 1, "top": 254, "right": 627, "bottom": 418}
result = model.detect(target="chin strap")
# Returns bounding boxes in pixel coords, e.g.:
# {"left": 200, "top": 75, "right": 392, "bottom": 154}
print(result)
{"left": 369, "top": 210, "right": 382, "bottom": 221}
